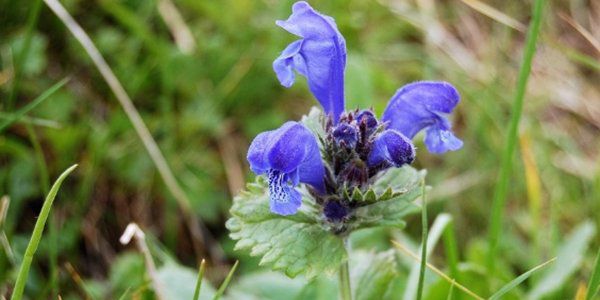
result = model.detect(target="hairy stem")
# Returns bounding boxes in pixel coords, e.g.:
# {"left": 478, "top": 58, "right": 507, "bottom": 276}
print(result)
{"left": 339, "top": 238, "right": 352, "bottom": 300}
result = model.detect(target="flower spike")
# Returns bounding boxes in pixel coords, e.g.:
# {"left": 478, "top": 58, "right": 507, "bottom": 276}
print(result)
{"left": 273, "top": 1, "right": 346, "bottom": 123}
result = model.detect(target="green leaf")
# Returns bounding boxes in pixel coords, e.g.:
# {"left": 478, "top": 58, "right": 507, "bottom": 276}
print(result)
{"left": 301, "top": 107, "right": 326, "bottom": 140}
{"left": 373, "top": 166, "right": 424, "bottom": 195}
{"left": 226, "top": 179, "right": 346, "bottom": 279}
{"left": 226, "top": 271, "right": 309, "bottom": 300}
{"left": 351, "top": 166, "right": 424, "bottom": 230}
{"left": 157, "top": 263, "right": 215, "bottom": 300}
{"left": 294, "top": 276, "right": 338, "bottom": 300}
{"left": 528, "top": 221, "right": 596, "bottom": 300}
{"left": 351, "top": 250, "right": 398, "bottom": 300}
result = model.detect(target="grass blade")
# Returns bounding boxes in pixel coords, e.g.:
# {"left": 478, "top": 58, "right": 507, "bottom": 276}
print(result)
{"left": 10, "top": 164, "right": 78, "bottom": 300}
{"left": 489, "top": 258, "right": 556, "bottom": 300}
{"left": 416, "top": 179, "right": 428, "bottom": 300}
{"left": 42, "top": 0, "right": 223, "bottom": 262}
{"left": 486, "top": 0, "right": 545, "bottom": 272}
{"left": 213, "top": 260, "right": 239, "bottom": 300}
{"left": 0, "top": 78, "right": 69, "bottom": 133}
{"left": 117, "top": 287, "right": 132, "bottom": 300}
{"left": 0, "top": 113, "right": 60, "bottom": 128}
{"left": 7, "top": 0, "right": 44, "bottom": 109}
{"left": 460, "top": 0, "right": 526, "bottom": 32}
{"left": 193, "top": 259, "right": 206, "bottom": 300}
{"left": 585, "top": 248, "right": 600, "bottom": 300}
{"left": 443, "top": 220, "right": 461, "bottom": 300}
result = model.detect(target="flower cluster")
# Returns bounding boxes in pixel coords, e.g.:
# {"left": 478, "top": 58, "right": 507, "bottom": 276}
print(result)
{"left": 247, "top": 1, "right": 462, "bottom": 222}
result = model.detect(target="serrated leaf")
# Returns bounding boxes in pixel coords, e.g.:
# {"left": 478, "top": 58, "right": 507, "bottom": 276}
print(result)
{"left": 351, "top": 166, "right": 424, "bottom": 230}
{"left": 351, "top": 192, "right": 419, "bottom": 230}
{"left": 227, "top": 179, "right": 347, "bottom": 279}
{"left": 373, "top": 166, "right": 425, "bottom": 194}
{"left": 351, "top": 250, "right": 399, "bottom": 300}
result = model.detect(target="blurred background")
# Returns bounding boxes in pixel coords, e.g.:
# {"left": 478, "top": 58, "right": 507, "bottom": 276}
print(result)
{"left": 0, "top": 0, "right": 599, "bottom": 299}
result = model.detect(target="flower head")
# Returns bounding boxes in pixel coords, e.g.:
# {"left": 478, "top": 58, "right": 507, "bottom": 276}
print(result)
{"left": 273, "top": 1, "right": 346, "bottom": 122}
{"left": 249, "top": 1, "right": 462, "bottom": 217}
{"left": 247, "top": 121, "right": 325, "bottom": 215}
{"left": 382, "top": 81, "right": 463, "bottom": 154}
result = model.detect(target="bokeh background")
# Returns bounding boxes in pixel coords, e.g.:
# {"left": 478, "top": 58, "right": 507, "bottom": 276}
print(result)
{"left": 1, "top": 0, "right": 599, "bottom": 299}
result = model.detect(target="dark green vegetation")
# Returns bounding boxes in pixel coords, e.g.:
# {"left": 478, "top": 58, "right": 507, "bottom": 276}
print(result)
{"left": 1, "top": 0, "right": 599, "bottom": 299}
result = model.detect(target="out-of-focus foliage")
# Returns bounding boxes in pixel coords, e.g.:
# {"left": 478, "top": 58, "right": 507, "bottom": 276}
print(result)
{"left": 1, "top": 0, "right": 599, "bottom": 299}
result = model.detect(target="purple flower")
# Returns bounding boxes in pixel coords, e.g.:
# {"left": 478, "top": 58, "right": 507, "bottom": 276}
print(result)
{"left": 273, "top": 1, "right": 346, "bottom": 123}
{"left": 247, "top": 121, "right": 325, "bottom": 215}
{"left": 368, "top": 130, "right": 415, "bottom": 167}
{"left": 249, "top": 2, "right": 463, "bottom": 217}
{"left": 332, "top": 123, "right": 358, "bottom": 148}
{"left": 382, "top": 81, "right": 463, "bottom": 154}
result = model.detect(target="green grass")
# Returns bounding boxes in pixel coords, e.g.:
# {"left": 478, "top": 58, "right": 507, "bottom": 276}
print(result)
{"left": 486, "top": 0, "right": 545, "bottom": 273}
{"left": 193, "top": 259, "right": 206, "bottom": 300}
{"left": 1, "top": 0, "right": 599, "bottom": 299}
{"left": 0, "top": 78, "right": 69, "bottom": 133}
{"left": 10, "top": 165, "right": 77, "bottom": 300}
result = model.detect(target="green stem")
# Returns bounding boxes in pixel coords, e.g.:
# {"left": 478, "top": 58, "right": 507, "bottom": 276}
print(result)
{"left": 486, "top": 0, "right": 544, "bottom": 273}
{"left": 11, "top": 165, "right": 77, "bottom": 300}
{"left": 339, "top": 239, "right": 352, "bottom": 300}
{"left": 416, "top": 178, "right": 428, "bottom": 300}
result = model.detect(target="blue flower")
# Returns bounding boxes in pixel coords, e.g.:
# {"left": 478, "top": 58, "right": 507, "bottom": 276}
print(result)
{"left": 382, "top": 81, "right": 463, "bottom": 154}
{"left": 332, "top": 123, "right": 358, "bottom": 149}
{"left": 273, "top": 1, "right": 346, "bottom": 123}
{"left": 249, "top": 2, "right": 463, "bottom": 217}
{"left": 247, "top": 121, "right": 325, "bottom": 215}
{"left": 368, "top": 129, "right": 415, "bottom": 167}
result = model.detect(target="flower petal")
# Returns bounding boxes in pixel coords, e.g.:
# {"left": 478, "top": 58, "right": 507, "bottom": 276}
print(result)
{"left": 273, "top": 40, "right": 304, "bottom": 88}
{"left": 382, "top": 81, "right": 462, "bottom": 153}
{"left": 268, "top": 169, "right": 303, "bottom": 215}
{"left": 424, "top": 126, "right": 463, "bottom": 154}
{"left": 367, "top": 130, "right": 415, "bottom": 168}
{"left": 247, "top": 121, "right": 325, "bottom": 192}
{"left": 274, "top": 1, "right": 346, "bottom": 122}
{"left": 247, "top": 130, "right": 273, "bottom": 175}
